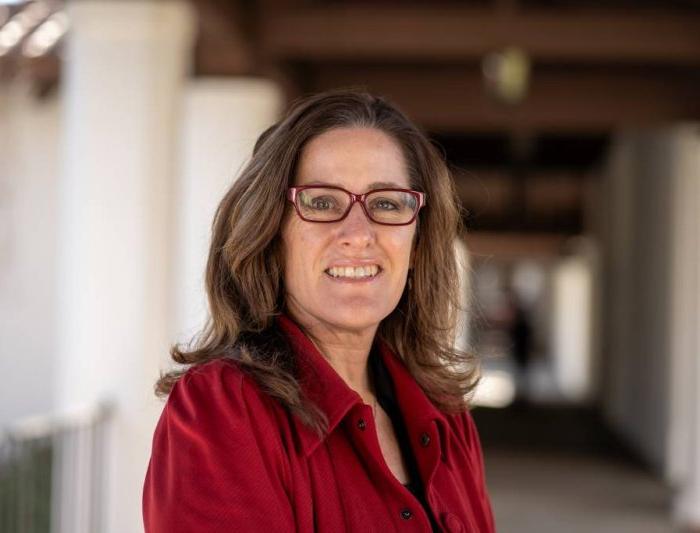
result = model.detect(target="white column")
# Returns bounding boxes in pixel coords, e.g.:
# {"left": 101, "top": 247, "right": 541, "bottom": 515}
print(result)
{"left": 56, "top": 2, "right": 194, "bottom": 533}
{"left": 174, "top": 79, "right": 283, "bottom": 343}
{"left": 667, "top": 125, "right": 700, "bottom": 529}
{"left": 602, "top": 125, "right": 700, "bottom": 529}
{"left": 550, "top": 237, "right": 598, "bottom": 403}
{"left": 454, "top": 236, "right": 471, "bottom": 353}
{"left": 602, "top": 130, "right": 675, "bottom": 466}
{"left": 0, "top": 82, "right": 61, "bottom": 427}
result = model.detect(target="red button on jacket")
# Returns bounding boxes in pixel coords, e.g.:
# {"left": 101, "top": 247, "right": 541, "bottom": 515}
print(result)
{"left": 143, "top": 314, "right": 496, "bottom": 532}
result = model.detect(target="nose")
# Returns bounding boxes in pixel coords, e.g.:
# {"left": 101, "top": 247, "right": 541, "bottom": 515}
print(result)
{"left": 337, "top": 201, "right": 375, "bottom": 248}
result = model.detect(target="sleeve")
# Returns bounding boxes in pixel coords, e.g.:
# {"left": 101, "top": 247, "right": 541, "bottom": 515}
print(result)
{"left": 142, "top": 364, "right": 295, "bottom": 533}
{"left": 459, "top": 409, "right": 497, "bottom": 533}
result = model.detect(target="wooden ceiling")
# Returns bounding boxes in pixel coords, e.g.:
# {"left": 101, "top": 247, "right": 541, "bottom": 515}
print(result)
{"left": 193, "top": 0, "right": 700, "bottom": 134}
{"left": 191, "top": 0, "right": 700, "bottom": 240}
{"left": 5, "top": 0, "right": 700, "bottom": 132}
{"left": 5, "top": 0, "right": 700, "bottom": 240}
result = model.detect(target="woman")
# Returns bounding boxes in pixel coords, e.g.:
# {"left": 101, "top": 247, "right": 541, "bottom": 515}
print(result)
{"left": 142, "top": 89, "right": 496, "bottom": 532}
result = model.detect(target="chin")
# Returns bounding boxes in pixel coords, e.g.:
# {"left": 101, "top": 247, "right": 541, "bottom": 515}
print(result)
{"left": 317, "top": 306, "right": 388, "bottom": 332}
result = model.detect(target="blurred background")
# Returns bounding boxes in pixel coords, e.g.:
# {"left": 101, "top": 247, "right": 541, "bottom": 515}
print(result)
{"left": 1, "top": 0, "right": 699, "bottom": 532}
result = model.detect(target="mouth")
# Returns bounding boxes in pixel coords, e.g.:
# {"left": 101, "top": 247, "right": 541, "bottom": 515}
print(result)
{"left": 324, "top": 264, "right": 383, "bottom": 281}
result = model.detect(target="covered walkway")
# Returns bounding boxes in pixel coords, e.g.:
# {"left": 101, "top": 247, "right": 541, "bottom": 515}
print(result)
{"left": 476, "top": 406, "right": 677, "bottom": 533}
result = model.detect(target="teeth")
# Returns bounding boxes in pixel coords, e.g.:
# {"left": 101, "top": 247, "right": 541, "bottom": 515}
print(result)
{"left": 326, "top": 265, "right": 380, "bottom": 279}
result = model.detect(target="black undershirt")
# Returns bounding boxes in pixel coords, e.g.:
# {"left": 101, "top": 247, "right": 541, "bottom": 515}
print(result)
{"left": 368, "top": 345, "right": 440, "bottom": 531}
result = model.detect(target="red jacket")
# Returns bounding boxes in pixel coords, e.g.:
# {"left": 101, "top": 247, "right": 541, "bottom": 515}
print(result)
{"left": 143, "top": 315, "right": 496, "bottom": 532}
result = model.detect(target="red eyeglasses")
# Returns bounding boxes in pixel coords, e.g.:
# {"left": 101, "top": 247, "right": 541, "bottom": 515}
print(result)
{"left": 287, "top": 185, "right": 426, "bottom": 226}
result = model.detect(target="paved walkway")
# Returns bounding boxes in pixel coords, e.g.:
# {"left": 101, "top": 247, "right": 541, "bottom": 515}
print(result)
{"left": 485, "top": 448, "right": 676, "bottom": 533}
{"left": 473, "top": 405, "right": 678, "bottom": 532}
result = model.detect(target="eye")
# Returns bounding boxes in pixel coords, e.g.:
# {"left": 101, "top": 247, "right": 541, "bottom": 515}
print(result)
{"left": 310, "top": 196, "right": 335, "bottom": 210}
{"left": 371, "top": 198, "right": 399, "bottom": 211}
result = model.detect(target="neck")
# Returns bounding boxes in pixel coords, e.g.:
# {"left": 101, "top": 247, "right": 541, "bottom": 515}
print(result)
{"left": 309, "top": 334, "right": 375, "bottom": 400}
{"left": 285, "top": 307, "right": 378, "bottom": 400}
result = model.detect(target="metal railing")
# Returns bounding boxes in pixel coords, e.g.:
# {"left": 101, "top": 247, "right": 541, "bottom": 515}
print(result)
{"left": 0, "top": 401, "right": 113, "bottom": 533}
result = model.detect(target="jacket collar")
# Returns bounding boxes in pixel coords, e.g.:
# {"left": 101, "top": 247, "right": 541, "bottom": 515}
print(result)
{"left": 275, "top": 313, "right": 453, "bottom": 462}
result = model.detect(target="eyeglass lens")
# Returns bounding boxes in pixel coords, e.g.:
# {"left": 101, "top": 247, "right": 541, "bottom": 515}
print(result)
{"left": 297, "top": 187, "right": 418, "bottom": 224}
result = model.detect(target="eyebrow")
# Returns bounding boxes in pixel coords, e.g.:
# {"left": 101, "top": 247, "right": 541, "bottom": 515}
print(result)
{"left": 304, "top": 180, "right": 403, "bottom": 189}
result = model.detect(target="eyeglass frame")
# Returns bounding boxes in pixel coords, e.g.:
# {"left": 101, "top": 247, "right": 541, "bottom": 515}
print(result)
{"left": 286, "top": 184, "right": 426, "bottom": 226}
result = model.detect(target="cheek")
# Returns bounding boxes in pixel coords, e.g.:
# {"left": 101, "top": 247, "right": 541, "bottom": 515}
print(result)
{"left": 282, "top": 221, "right": 327, "bottom": 279}
{"left": 385, "top": 227, "right": 416, "bottom": 264}
{"left": 281, "top": 221, "right": 302, "bottom": 281}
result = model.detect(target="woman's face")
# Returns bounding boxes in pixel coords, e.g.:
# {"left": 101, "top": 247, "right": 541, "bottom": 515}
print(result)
{"left": 281, "top": 127, "right": 417, "bottom": 335}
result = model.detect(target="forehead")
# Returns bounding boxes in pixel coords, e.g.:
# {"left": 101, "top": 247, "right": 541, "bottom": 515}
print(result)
{"left": 294, "top": 127, "right": 410, "bottom": 189}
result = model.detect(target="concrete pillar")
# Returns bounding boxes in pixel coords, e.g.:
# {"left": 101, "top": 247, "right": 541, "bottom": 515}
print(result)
{"left": 602, "top": 125, "right": 700, "bottom": 529}
{"left": 55, "top": 2, "right": 194, "bottom": 532}
{"left": 602, "top": 130, "right": 674, "bottom": 468}
{"left": 666, "top": 125, "right": 700, "bottom": 529}
{"left": 0, "top": 82, "right": 60, "bottom": 427}
{"left": 550, "top": 237, "right": 599, "bottom": 403}
{"left": 454, "top": 236, "right": 472, "bottom": 354}
{"left": 174, "top": 79, "right": 283, "bottom": 343}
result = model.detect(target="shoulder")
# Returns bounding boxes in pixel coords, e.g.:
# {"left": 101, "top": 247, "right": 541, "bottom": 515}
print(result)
{"left": 145, "top": 360, "right": 296, "bottom": 531}
{"left": 151, "top": 357, "right": 291, "bottom": 482}
{"left": 172, "top": 357, "right": 270, "bottom": 405}
{"left": 162, "top": 357, "right": 282, "bottom": 439}
{"left": 453, "top": 408, "right": 481, "bottom": 443}
{"left": 448, "top": 408, "right": 497, "bottom": 531}
{"left": 445, "top": 407, "right": 488, "bottom": 466}
{"left": 175, "top": 357, "right": 245, "bottom": 402}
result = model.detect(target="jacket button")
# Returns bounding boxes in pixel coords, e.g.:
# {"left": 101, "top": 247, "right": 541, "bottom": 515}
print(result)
{"left": 440, "top": 512, "right": 464, "bottom": 532}
{"left": 357, "top": 418, "right": 366, "bottom": 430}
{"left": 400, "top": 508, "right": 413, "bottom": 520}
{"left": 420, "top": 432, "right": 431, "bottom": 447}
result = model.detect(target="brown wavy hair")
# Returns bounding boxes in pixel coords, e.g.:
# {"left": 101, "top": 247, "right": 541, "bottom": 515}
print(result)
{"left": 155, "top": 87, "right": 480, "bottom": 436}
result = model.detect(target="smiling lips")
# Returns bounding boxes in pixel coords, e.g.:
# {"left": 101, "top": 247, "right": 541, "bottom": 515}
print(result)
{"left": 324, "top": 265, "right": 381, "bottom": 279}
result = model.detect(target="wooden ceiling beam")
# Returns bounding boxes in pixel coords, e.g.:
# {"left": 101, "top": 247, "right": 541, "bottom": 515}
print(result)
{"left": 464, "top": 231, "right": 570, "bottom": 259}
{"left": 311, "top": 65, "right": 700, "bottom": 132}
{"left": 192, "top": 0, "right": 256, "bottom": 75}
{"left": 261, "top": 7, "right": 700, "bottom": 65}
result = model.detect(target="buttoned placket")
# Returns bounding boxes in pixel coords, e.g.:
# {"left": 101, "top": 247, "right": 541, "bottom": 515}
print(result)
{"left": 277, "top": 314, "right": 475, "bottom": 532}
{"left": 349, "top": 403, "right": 443, "bottom": 530}
{"left": 407, "top": 420, "right": 443, "bottom": 516}
{"left": 410, "top": 422, "right": 444, "bottom": 530}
